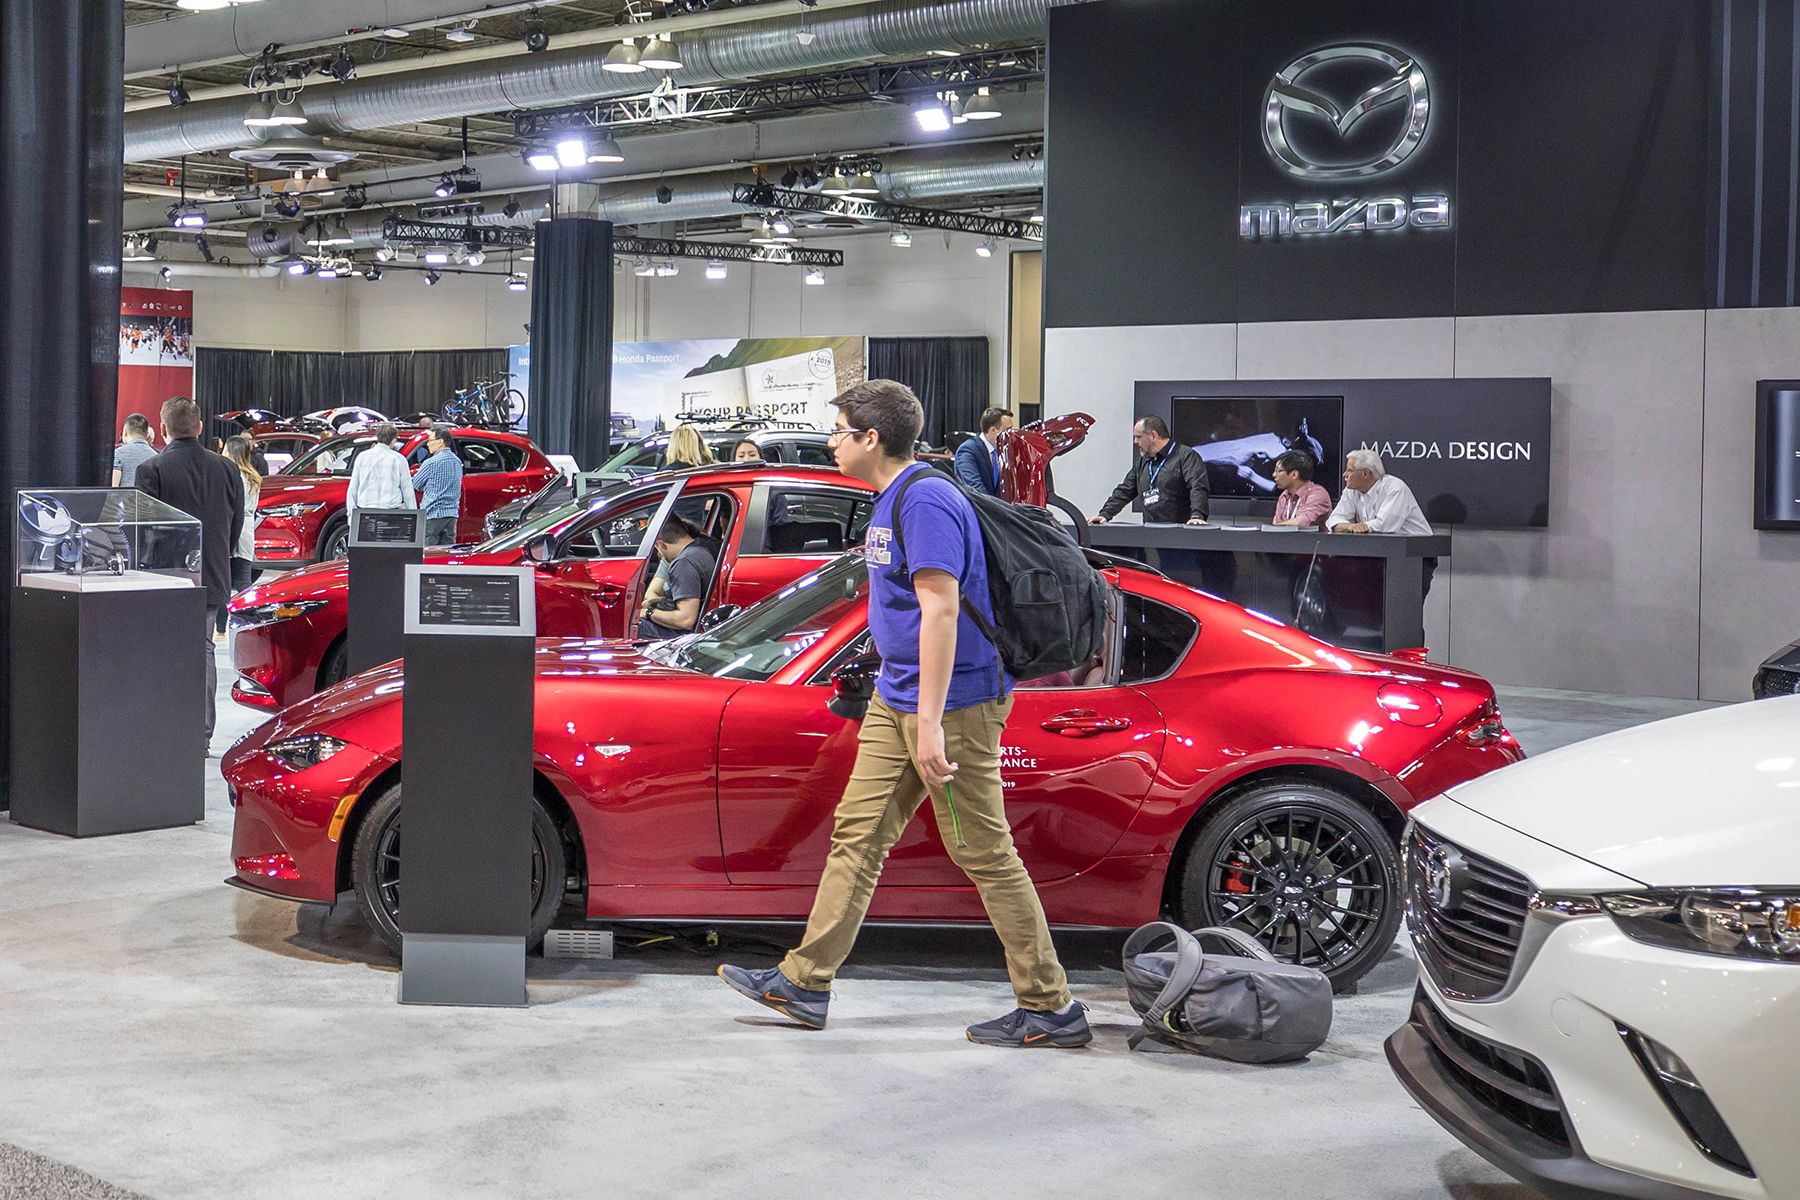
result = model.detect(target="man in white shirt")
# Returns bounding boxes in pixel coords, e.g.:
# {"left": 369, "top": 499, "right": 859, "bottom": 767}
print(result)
{"left": 346, "top": 423, "right": 417, "bottom": 523}
{"left": 1329, "top": 448, "right": 1438, "bottom": 596}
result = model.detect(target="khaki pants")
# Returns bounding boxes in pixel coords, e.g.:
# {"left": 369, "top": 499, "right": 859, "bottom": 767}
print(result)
{"left": 780, "top": 693, "right": 1073, "bottom": 1012}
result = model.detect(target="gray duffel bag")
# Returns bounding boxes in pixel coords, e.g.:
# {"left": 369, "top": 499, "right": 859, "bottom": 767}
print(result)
{"left": 1122, "top": 922, "right": 1333, "bottom": 1063}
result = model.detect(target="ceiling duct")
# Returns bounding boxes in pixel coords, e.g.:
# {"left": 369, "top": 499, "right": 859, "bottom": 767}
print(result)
{"left": 124, "top": 0, "right": 1089, "bottom": 164}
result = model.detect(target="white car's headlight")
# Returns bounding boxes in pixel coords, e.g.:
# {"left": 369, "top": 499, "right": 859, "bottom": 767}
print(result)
{"left": 264, "top": 734, "right": 347, "bottom": 772}
{"left": 261, "top": 502, "right": 326, "bottom": 520}
{"left": 229, "top": 599, "right": 328, "bottom": 630}
{"left": 1602, "top": 890, "right": 1800, "bottom": 961}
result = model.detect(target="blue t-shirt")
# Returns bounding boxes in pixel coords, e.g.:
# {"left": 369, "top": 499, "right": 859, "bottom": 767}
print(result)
{"left": 865, "top": 464, "right": 1011, "bottom": 713}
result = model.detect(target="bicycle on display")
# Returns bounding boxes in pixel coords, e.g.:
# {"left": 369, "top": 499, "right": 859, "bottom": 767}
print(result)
{"left": 443, "top": 378, "right": 526, "bottom": 429}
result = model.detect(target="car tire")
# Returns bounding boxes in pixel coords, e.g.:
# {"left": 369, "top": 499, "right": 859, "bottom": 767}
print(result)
{"left": 350, "top": 783, "right": 568, "bottom": 959}
{"left": 318, "top": 515, "right": 349, "bottom": 562}
{"left": 316, "top": 637, "right": 349, "bottom": 693}
{"left": 1175, "top": 780, "right": 1401, "bottom": 993}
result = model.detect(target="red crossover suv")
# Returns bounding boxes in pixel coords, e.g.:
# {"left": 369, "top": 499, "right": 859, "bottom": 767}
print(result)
{"left": 228, "top": 464, "right": 879, "bottom": 709}
{"left": 251, "top": 427, "right": 555, "bottom": 568}
{"left": 223, "top": 552, "right": 1524, "bottom": 990}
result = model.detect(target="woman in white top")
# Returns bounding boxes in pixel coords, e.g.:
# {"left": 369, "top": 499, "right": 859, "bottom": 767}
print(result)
{"left": 220, "top": 435, "right": 262, "bottom": 635}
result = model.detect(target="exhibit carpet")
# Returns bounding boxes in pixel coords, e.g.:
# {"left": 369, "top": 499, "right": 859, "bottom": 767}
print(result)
{"left": 0, "top": 644, "right": 1719, "bottom": 1200}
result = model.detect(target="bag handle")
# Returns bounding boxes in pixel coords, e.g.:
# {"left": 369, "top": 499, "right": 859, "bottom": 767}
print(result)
{"left": 1188, "top": 925, "right": 1277, "bottom": 962}
{"left": 1122, "top": 922, "right": 1206, "bottom": 1029}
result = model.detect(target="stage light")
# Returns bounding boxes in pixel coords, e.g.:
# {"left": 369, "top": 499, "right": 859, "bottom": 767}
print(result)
{"left": 913, "top": 100, "right": 951, "bottom": 132}
{"left": 375, "top": 246, "right": 396, "bottom": 262}
{"left": 169, "top": 203, "right": 207, "bottom": 229}
{"left": 975, "top": 240, "right": 994, "bottom": 258}
{"left": 424, "top": 248, "right": 451, "bottom": 265}
{"left": 603, "top": 40, "right": 646, "bottom": 73}
{"left": 423, "top": 269, "right": 443, "bottom": 285}
{"left": 168, "top": 77, "right": 190, "bottom": 107}
{"left": 804, "top": 268, "right": 825, "bottom": 286}
{"left": 705, "top": 260, "right": 728, "bottom": 280}
{"left": 655, "top": 184, "right": 674, "bottom": 204}
{"left": 889, "top": 228, "right": 912, "bottom": 248}
{"left": 286, "top": 260, "right": 308, "bottom": 276}
{"left": 363, "top": 265, "right": 384, "bottom": 281}
{"left": 444, "top": 22, "right": 477, "bottom": 43}
{"left": 850, "top": 171, "right": 880, "bottom": 196}
{"left": 507, "top": 273, "right": 529, "bottom": 291}
{"left": 587, "top": 131, "right": 625, "bottom": 164}
{"left": 433, "top": 174, "right": 456, "bottom": 198}
{"left": 780, "top": 167, "right": 799, "bottom": 189}
{"left": 342, "top": 184, "right": 368, "bottom": 209}
{"left": 654, "top": 261, "right": 679, "bottom": 277}
{"left": 634, "top": 262, "right": 657, "bottom": 277}
{"left": 502, "top": 199, "right": 522, "bottom": 219}
{"left": 1028, "top": 207, "right": 1044, "bottom": 224}
{"left": 325, "top": 44, "right": 357, "bottom": 83}
{"left": 821, "top": 170, "right": 853, "bottom": 196}
{"left": 467, "top": 248, "right": 487, "bottom": 267}
{"left": 639, "top": 36, "right": 682, "bottom": 70}
{"left": 555, "top": 137, "right": 588, "bottom": 169}
{"left": 523, "top": 17, "right": 550, "bottom": 53}
{"left": 317, "top": 263, "right": 340, "bottom": 279}
{"left": 525, "top": 148, "right": 559, "bottom": 172}
{"left": 800, "top": 166, "right": 820, "bottom": 189}
{"left": 963, "top": 87, "right": 1002, "bottom": 120}
{"left": 771, "top": 213, "right": 794, "bottom": 236}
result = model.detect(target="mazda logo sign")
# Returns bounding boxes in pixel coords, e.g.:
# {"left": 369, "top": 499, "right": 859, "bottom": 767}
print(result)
{"left": 1425, "top": 845, "right": 1467, "bottom": 913}
{"left": 1263, "top": 43, "right": 1431, "bottom": 181}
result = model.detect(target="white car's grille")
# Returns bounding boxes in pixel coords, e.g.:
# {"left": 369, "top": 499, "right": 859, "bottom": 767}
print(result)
{"left": 1406, "top": 826, "right": 1534, "bottom": 1000}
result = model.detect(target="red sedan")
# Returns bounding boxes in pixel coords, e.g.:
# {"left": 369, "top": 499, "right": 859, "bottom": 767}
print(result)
{"left": 251, "top": 427, "right": 555, "bottom": 568}
{"left": 228, "top": 464, "right": 878, "bottom": 709}
{"left": 222, "top": 552, "right": 1523, "bottom": 989}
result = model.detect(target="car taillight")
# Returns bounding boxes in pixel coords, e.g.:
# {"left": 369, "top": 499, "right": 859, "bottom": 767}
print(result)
{"left": 1454, "top": 699, "right": 1515, "bottom": 747}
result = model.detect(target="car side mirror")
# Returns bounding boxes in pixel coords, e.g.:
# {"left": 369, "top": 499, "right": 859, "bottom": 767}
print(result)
{"left": 524, "top": 538, "right": 553, "bottom": 566}
{"left": 699, "top": 604, "right": 740, "bottom": 632}
{"left": 826, "top": 652, "right": 881, "bottom": 721}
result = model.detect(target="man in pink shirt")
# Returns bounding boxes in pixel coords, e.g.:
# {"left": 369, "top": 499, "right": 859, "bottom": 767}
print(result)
{"left": 1271, "top": 451, "right": 1333, "bottom": 527}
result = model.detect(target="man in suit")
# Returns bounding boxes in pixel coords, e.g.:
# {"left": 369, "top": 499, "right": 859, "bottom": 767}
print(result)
{"left": 953, "top": 406, "right": 1014, "bottom": 497}
{"left": 136, "top": 396, "right": 245, "bottom": 749}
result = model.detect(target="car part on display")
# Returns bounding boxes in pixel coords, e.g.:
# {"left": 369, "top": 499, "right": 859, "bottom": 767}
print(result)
{"left": 1753, "top": 639, "right": 1800, "bottom": 698}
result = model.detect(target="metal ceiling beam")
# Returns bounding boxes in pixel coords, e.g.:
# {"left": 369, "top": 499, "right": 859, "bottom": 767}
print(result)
{"left": 733, "top": 183, "right": 1042, "bottom": 241}
{"left": 379, "top": 217, "right": 845, "bottom": 265}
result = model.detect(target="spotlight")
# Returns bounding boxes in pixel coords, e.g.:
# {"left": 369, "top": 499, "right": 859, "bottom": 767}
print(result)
{"left": 975, "top": 240, "right": 994, "bottom": 258}
{"left": 962, "top": 86, "right": 1003, "bottom": 120}
{"left": 159, "top": 266, "right": 175, "bottom": 281}
{"left": 342, "top": 183, "right": 368, "bottom": 209}
{"left": 639, "top": 36, "right": 682, "bottom": 70}
{"left": 555, "top": 137, "right": 588, "bottom": 169}
{"left": 444, "top": 22, "right": 477, "bottom": 43}
{"left": 889, "top": 228, "right": 912, "bottom": 248}
{"left": 1028, "top": 207, "right": 1044, "bottom": 225}
{"left": 705, "top": 260, "right": 728, "bottom": 280}
{"left": 195, "top": 234, "right": 215, "bottom": 263}
{"left": 286, "top": 260, "right": 309, "bottom": 276}
{"left": 423, "top": 269, "right": 443, "bottom": 285}
{"left": 771, "top": 213, "right": 794, "bottom": 236}
{"left": 654, "top": 261, "right": 680, "bottom": 277}
{"left": 780, "top": 167, "right": 799, "bottom": 189}
{"left": 850, "top": 170, "right": 881, "bottom": 196}
{"left": 655, "top": 184, "right": 674, "bottom": 205}
{"left": 375, "top": 246, "right": 397, "bottom": 262}
{"left": 122, "top": 236, "right": 157, "bottom": 263}
{"left": 800, "top": 166, "right": 820, "bottom": 189}
{"left": 633, "top": 262, "right": 657, "bottom": 277}
{"left": 168, "top": 76, "right": 190, "bottom": 107}
{"left": 467, "top": 248, "right": 487, "bottom": 267}
{"left": 586, "top": 131, "right": 625, "bottom": 164}
{"left": 363, "top": 265, "right": 384, "bottom": 281}
{"left": 433, "top": 174, "right": 456, "bottom": 198}
{"left": 525, "top": 148, "right": 559, "bottom": 172}
{"left": 325, "top": 44, "right": 357, "bottom": 83}
{"left": 273, "top": 194, "right": 302, "bottom": 218}
{"left": 821, "top": 169, "right": 853, "bottom": 196}
{"left": 523, "top": 17, "right": 550, "bottom": 53}
{"left": 502, "top": 199, "right": 522, "bottom": 219}
{"left": 245, "top": 94, "right": 306, "bottom": 128}
{"left": 804, "top": 268, "right": 825, "bottom": 286}
{"left": 603, "top": 39, "right": 646, "bottom": 73}
{"left": 317, "top": 263, "right": 340, "bottom": 279}
{"left": 424, "top": 248, "right": 450, "bottom": 265}
{"left": 507, "top": 273, "right": 529, "bottom": 291}
{"left": 913, "top": 100, "right": 951, "bottom": 133}
{"left": 169, "top": 203, "right": 206, "bottom": 229}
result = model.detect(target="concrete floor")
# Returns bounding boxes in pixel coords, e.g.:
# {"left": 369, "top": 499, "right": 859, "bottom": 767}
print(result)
{"left": 0, "top": 648, "right": 1722, "bottom": 1200}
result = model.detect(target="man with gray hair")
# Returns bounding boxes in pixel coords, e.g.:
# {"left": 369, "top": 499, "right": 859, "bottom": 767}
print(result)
{"left": 1330, "top": 448, "right": 1438, "bottom": 593}
{"left": 345, "top": 422, "right": 416, "bottom": 535}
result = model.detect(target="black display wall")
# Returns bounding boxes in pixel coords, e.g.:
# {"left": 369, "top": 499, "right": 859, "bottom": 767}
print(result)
{"left": 1045, "top": 0, "right": 1730, "bottom": 326}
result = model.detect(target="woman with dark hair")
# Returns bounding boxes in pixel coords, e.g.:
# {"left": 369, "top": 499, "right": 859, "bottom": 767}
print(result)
{"left": 732, "top": 438, "right": 763, "bottom": 463}
{"left": 218, "top": 435, "right": 261, "bottom": 636}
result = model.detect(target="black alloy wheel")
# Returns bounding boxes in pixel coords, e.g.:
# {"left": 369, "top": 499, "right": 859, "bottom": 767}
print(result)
{"left": 1177, "top": 781, "right": 1401, "bottom": 991}
{"left": 318, "top": 516, "right": 349, "bottom": 562}
{"left": 315, "top": 638, "right": 349, "bottom": 693}
{"left": 350, "top": 784, "right": 568, "bottom": 958}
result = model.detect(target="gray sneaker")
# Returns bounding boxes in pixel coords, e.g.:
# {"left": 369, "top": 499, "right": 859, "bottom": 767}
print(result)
{"left": 717, "top": 964, "right": 830, "bottom": 1029}
{"left": 966, "top": 1003, "right": 1092, "bottom": 1048}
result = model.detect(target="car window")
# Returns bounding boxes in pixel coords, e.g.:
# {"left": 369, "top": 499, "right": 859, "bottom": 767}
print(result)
{"left": 792, "top": 441, "right": 835, "bottom": 467}
{"left": 286, "top": 435, "right": 375, "bottom": 476}
{"left": 1117, "top": 592, "right": 1197, "bottom": 683}
{"left": 457, "top": 438, "right": 520, "bottom": 474}
{"left": 762, "top": 490, "right": 872, "bottom": 554}
{"left": 558, "top": 490, "right": 672, "bottom": 558}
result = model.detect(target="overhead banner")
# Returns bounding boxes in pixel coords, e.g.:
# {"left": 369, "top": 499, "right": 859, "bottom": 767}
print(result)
{"left": 117, "top": 287, "right": 194, "bottom": 439}
{"left": 611, "top": 336, "right": 864, "bottom": 433}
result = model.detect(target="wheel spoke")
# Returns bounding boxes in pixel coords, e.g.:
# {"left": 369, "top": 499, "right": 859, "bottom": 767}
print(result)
{"left": 1319, "top": 852, "right": 1375, "bottom": 885}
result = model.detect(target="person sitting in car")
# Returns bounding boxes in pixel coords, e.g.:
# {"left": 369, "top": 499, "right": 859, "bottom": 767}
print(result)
{"left": 637, "top": 516, "right": 716, "bottom": 640}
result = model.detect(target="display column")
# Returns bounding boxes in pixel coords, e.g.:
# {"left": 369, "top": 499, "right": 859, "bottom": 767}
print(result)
{"left": 398, "top": 564, "right": 537, "bottom": 1008}
{"left": 0, "top": 0, "right": 126, "bottom": 809}
{"left": 346, "top": 509, "right": 426, "bottom": 676}
{"left": 527, "top": 217, "right": 614, "bottom": 471}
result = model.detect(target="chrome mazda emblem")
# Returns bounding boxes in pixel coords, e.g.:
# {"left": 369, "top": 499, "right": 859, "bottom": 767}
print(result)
{"left": 1263, "top": 43, "right": 1431, "bottom": 181}
{"left": 1425, "top": 845, "right": 1466, "bottom": 913}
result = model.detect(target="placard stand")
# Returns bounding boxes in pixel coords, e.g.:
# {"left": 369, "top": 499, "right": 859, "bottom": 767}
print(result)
{"left": 397, "top": 564, "right": 536, "bottom": 1008}
{"left": 346, "top": 508, "right": 425, "bottom": 676}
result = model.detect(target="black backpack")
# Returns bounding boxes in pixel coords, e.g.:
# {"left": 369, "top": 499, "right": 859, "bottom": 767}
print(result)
{"left": 889, "top": 469, "right": 1110, "bottom": 678}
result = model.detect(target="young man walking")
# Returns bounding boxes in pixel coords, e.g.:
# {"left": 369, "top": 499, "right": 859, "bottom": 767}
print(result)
{"left": 718, "top": 380, "right": 1088, "bottom": 1047}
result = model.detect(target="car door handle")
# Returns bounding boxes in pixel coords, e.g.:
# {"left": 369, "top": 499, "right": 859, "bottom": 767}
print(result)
{"left": 1039, "top": 710, "right": 1132, "bottom": 737}
{"left": 593, "top": 583, "right": 626, "bottom": 606}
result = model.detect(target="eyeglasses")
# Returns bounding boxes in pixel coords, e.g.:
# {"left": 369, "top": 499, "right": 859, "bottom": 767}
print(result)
{"left": 826, "top": 427, "right": 871, "bottom": 444}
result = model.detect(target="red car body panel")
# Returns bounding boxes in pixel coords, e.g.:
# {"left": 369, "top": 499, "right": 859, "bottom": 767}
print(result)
{"left": 222, "top": 562, "right": 1524, "bottom": 931}
{"left": 229, "top": 465, "right": 879, "bottom": 709}
{"left": 250, "top": 427, "right": 554, "bottom": 569}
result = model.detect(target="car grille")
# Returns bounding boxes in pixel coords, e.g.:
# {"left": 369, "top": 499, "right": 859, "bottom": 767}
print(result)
{"left": 1753, "top": 665, "right": 1800, "bottom": 699}
{"left": 1410, "top": 988, "right": 1572, "bottom": 1150}
{"left": 1406, "top": 826, "right": 1534, "bottom": 1000}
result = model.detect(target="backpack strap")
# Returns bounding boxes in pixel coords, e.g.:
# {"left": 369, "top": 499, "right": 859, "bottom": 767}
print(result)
{"left": 1122, "top": 921, "right": 1206, "bottom": 1029}
{"left": 1188, "top": 926, "right": 1277, "bottom": 962}
{"left": 887, "top": 467, "right": 1002, "bottom": 648}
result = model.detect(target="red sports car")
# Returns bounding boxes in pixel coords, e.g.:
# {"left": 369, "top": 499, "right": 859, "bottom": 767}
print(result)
{"left": 229, "top": 464, "right": 878, "bottom": 709}
{"left": 251, "top": 427, "right": 555, "bottom": 569}
{"left": 221, "top": 552, "right": 1524, "bottom": 989}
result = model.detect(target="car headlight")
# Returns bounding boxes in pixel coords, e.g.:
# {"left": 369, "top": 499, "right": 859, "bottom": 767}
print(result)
{"left": 229, "top": 599, "right": 327, "bottom": 630}
{"left": 1602, "top": 890, "right": 1800, "bottom": 961}
{"left": 264, "top": 734, "right": 348, "bottom": 772}
{"left": 260, "top": 502, "right": 326, "bottom": 520}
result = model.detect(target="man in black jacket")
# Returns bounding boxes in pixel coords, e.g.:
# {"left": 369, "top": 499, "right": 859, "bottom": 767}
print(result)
{"left": 136, "top": 396, "right": 245, "bottom": 746}
{"left": 1090, "top": 415, "right": 1210, "bottom": 525}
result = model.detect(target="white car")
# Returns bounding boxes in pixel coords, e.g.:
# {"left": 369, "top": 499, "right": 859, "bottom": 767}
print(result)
{"left": 1387, "top": 696, "right": 1800, "bottom": 1199}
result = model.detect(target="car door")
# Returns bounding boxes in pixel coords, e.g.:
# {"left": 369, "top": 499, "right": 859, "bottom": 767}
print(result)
{"left": 453, "top": 437, "right": 539, "bottom": 541}
{"left": 716, "top": 589, "right": 1171, "bottom": 886}
{"left": 536, "top": 484, "right": 677, "bottom": 638}
{"left": 725, "top": 481, "right": 873, "bottom": 608}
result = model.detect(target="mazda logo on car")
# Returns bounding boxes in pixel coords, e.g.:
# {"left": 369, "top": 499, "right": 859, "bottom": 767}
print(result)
{"left": 1262, "top": 43, "right": 1431, "bottom": 181}
{"left": 1425, "top": 845, "right": 1467, "bottom": 913}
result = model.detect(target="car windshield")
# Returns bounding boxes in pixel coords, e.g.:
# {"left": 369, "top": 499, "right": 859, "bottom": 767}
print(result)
{"left": 474, "top": 480, "right": 647, "bottom": 553}
{"left": 652, "top": 553, "right": 869, "bottom": 683}
{"left": 596, "top": 431, "right": 751, "bottom": 475}
{"left": 285, "top": 434, "right": 384, "bottom": 476}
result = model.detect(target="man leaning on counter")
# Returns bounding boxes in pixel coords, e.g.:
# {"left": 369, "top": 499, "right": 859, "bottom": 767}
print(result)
{"left": 1089, "top": 416, "right": 1210, "bottom": 526}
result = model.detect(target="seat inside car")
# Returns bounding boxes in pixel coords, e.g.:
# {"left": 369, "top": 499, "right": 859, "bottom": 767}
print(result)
{"left": 766, "top": 520, "right": 844, "bottom": 554}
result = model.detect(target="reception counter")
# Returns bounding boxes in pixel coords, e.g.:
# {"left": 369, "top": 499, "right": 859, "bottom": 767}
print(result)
{"left": 1085, "top": 520, "right": 1450, "bottom": 652}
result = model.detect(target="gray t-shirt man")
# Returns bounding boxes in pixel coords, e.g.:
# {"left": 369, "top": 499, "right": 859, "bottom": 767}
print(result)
{"left": 113, "top": 440, "right": 158, "bottom": 487}
{"left": 639, "top": 538, "right": 717, "bottom": 640}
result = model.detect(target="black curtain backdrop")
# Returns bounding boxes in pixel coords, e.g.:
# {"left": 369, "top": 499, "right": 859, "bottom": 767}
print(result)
{"left": 194, "top": 348, "right": 274, "bottom": 432}
{"left": 868, "top": 337, "right": 990, "bottom": 446}
{"left": 269, "top": 351, "right": 346, "bottom": 417}
{"left": 195, "top": 347, "right": 508, "bottom": 432}
{"left": 0, "top": 0, "right": 124, "bottom": 806}
{"left": 529, "top": 219, "right": 614, "bottom": 466}
{"left": 409, "top": 349, "right": 508, "bottom": 416}
{"left": 340, "top": 352, "right": 414, "bottom": 414}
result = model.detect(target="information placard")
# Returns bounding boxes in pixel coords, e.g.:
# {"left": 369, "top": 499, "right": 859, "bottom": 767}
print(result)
{"left": 403, "top": 564, "right": 535, "bottom": 637}
{"left": 350, "top": 507, "right": 424, "bottom": 548}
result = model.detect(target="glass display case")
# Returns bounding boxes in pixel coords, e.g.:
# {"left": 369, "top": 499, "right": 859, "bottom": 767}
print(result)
{"left": 15, "top": 488, "right": 202, "bottom": 591}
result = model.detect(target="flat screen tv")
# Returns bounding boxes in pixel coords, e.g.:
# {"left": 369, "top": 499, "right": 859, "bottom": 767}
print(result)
{"left": 1755, "top": 381, "right": 1800, "bottom": 531}
{"left": 1169, "top": 395, "right": 1344, "bottom": 515}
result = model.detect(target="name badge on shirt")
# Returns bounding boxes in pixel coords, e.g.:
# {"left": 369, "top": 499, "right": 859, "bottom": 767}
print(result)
{"left": 1142, "top": 489, "right": 1162, "bottom": 507}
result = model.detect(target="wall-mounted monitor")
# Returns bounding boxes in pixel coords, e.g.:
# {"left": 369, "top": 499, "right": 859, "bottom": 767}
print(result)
{"left": 1755, "top": 381, "right": 1800, "bottom": 531}
{"left": 1170, "top": 396, "right": 1344, "bottom": 517}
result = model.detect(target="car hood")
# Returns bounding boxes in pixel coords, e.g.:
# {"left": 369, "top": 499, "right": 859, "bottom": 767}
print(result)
{"left": 233, "top": 546, "right": 519, "bottom": 605}
{"left": 1444, "top": 696, "right": 1800, "bottom": 887}
{"left": 256, "top": 476, "right": 344, "bottom": 505}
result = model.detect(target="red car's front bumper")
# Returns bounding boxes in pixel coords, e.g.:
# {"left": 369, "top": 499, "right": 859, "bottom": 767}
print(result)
{"left": 232, "top": 610, "right": 342, "bottom": 710}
